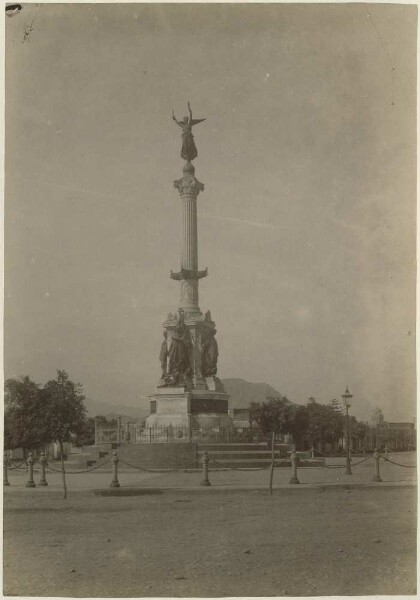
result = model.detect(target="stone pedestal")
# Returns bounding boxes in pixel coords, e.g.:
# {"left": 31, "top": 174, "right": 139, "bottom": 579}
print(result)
{"left": 146, "top": 385, "right": 231, "bottom": 431}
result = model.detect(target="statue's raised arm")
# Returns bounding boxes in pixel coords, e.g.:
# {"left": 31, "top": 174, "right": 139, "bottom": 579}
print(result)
{"left": 172, "top": 102, "right": 206, "bottom": 162}
{"left": 172, "top": 109, "right": 184, "bottom": 128}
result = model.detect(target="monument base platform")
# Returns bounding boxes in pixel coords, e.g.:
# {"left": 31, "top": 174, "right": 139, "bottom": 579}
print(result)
{"left": 146, "top": 384, "right": 233, "bottom": 431}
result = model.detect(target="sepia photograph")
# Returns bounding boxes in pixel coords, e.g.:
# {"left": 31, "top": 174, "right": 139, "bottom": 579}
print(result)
{"left": 3, "top": 2, "right": 417, "bottom": 597}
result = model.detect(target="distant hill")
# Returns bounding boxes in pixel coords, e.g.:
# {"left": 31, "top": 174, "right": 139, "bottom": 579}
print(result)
{"left": 83, "top": 378, "right": 286, "bottom": 421}
{"left": 222, "top": 378, "right": 286, "bottom": 409}
{"left": 83, "top": 397, "right": 149, "bottom": 422}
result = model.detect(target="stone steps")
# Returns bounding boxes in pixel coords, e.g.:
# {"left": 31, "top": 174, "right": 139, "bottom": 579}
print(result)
{"left": 196, "top": 443, "right": 322, "bottom": 469}
{"left": 198, "top": 450, "right": 281, "bottom": 460}
{"left": 197, "top": 443, "right": 287, "bottom": 453}
{"left": 205, "top": 458, "right": 325, "bottom": 469}
{"left": 197, "top": 442, "right": 289, "bottom": 467}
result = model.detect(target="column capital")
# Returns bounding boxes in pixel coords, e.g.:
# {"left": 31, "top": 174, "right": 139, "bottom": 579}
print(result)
{"left": 174, "top": 162, "right": 204, "bottom": 197}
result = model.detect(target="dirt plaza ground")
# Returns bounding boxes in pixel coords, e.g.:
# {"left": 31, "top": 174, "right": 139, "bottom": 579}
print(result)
{"left": 3, "top": 455, "right": 417, "bottom": 597}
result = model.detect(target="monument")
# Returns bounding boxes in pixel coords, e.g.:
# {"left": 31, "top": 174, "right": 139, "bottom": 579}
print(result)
{"left": 145, "top": 103, "right": 231, "bottom": 433}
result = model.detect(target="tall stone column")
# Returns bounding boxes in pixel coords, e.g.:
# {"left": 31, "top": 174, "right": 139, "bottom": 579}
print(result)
{"left": 172, "top": 161, "right": 207, "bottom": 315}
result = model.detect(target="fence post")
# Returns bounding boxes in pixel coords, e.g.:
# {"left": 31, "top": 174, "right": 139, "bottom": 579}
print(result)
{"left": 200, "top": 451, "right": 211, "bottom": 486}
{"left": 38, "top": 452, "right": 48, "bottom": 486}
{"left": 3, "top": 454, "right": 10, "bottom": 486}
{"left": 289, "top": 451, "right": 300, "bottom": 484}
{"left": 110, "top": 451, "right": 120, "bottom": 488}
{"left": 25, "top": 452, "right": 36, "bottom": 488}
{"left": 372, "top": 449, "right": 382, "bottom": 482}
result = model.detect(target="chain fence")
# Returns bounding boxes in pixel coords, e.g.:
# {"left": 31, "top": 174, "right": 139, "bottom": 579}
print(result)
{"left": 349, "top": 455, "right": 373, "bottom": 467}
{"left": 7, "top": 461, "right": 27, "bottom": 471}
{"left": 312, "top": 449, "right": 346, "bottom": 457}
{"left": 382, "top": 456, "right": 417, "bottom": 469}
{"left": 209, "top": 458, "right": 272, "bottom": 472}
{"left": 118, "top": 457, "right": 199, "bottom": 473}
{"left": 45, "top": 457, "right": 112, "bottom": 475}
{"left": 4, "top": 447, "right": 416, "bottom": 491}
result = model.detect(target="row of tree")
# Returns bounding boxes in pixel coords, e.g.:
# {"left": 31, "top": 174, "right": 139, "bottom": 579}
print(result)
{"left": 4, "top": 371, "right": 90, "bottom": 498}
{"left": 4, "top": 373, "right": 121, "bottom": 454}
{"left": 249, "top": 396, "right": 370, "bottom": 452}
{"left": 4, "top": 371, "right": 87, "bottom": 456}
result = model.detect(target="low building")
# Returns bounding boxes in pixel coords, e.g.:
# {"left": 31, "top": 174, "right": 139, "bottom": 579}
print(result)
{"left": 366, "top": 420, "right": 416, "bottom": 451}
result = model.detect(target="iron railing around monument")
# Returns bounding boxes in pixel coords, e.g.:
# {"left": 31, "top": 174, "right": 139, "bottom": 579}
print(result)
{"left": 134, "top": 426, "right": 192, "bottom": 443}
{"left": 95, "top": 424, "right": 265, "bottom": 445}
{"left": 95, "top": 425, "right": 193, "bottom": 444}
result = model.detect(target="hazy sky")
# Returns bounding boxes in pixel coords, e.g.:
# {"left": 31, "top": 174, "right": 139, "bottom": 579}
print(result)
{"left": 5, "top": 3, "right": 416, "bottom": 422}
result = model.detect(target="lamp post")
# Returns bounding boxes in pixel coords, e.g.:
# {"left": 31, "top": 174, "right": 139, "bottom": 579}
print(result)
{"left": 342, "top": 386, "right": 353, "bottom": 475}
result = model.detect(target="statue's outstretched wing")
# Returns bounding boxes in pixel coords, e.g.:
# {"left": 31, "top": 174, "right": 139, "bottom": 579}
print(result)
{"left": 191, "top": 118, "right": 206, "bottom": 126}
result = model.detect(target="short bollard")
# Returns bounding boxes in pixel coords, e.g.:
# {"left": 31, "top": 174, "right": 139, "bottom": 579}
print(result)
{"left": 25, "top": 452, "right": 36, "bottom": 488}
{"left": 289, "top": 451, "right": 300, "bottom": 485}
{"left": 38, "top": 452, "right": 48, "bottom": 486}
{"left": 109, "top": 451, "right": 120, "bottom": 488}
{"left": 4, "top": 454, "right": 10, "bottom": 486}
{"left": 200, "top": 451, "right": 211, "bottom": 486}
{"left": 372, "top": 449, "right": 382, "bottom": 482}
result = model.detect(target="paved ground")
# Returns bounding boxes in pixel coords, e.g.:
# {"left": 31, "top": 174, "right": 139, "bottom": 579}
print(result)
{"left": 3, "top": 484, "right": 416, "bottom": 597}
{"left": 4, "top": 452, "right": 417, "bottom": 492}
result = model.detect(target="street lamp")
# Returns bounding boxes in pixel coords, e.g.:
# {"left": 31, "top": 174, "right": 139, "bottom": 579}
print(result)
{"left": 342, "top": 386, "right": 353, "bottom": 475}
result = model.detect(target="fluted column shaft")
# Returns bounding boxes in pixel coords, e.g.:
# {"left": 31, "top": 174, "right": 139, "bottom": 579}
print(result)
{"left": 180, "top": 193, "right": 199, "bottom": 309}
{"left": 182, "top": 195, "right": 198, "bottom": 271}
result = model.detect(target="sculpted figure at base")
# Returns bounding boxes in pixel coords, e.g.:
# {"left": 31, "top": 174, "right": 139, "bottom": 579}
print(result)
{"left": 166, "top": 312, "right": 192, "bottom": 386}
{"left": 201, "top": 328, "right": 219, "bottom": 377}
{"left": 172, "top": 102, "right": 206, "bottom": 162}
{"left": 159, "top": 330, "right": 168, "bottom": 380}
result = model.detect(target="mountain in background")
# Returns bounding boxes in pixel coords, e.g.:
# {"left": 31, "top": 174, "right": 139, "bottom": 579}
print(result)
{"left": 84, "top": 397, "right": 149, "bottom": 421}
{"left": 83, "top": 378, "right": 284, "bottom": 421}
{"left": 222, "top": 378, "right": 285, "bottom": 409}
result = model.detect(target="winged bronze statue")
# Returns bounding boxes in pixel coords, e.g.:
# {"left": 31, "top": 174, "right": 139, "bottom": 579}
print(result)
{"left": 172, "top": 102, "right": 206, "bottom": 162}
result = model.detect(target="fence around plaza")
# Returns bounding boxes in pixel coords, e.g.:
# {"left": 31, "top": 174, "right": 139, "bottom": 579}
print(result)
{"left": 3, "top": 446, "right": 417, "bottom": 494}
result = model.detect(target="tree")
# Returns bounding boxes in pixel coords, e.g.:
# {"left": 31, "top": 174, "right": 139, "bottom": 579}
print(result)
{"left": 72, "top": 417, "right": 96, "bottom": 447}
{"left": 302, "top": 401, "right": 344, "bottom": 453}
{"left": 42, "top": 370, "right": 87, "bottom": 498}
{"left": 354, "top": 420, "right": 369, "bottom": 452}
{"left": 304, "top": 401, "right": 326, "bottom": 450}
{"left": 95, "top": 415, "right": 118, "bottom": 428}
{"left": 324, "top": 405, "right": 344, "bottom": 452}
{"left": 329, "top": 398, "right": 343, "bottom": 415}
{"left": 249, "top": 397, "right": 294, "bottom": 441}
{"left": 4, "top": 376, "right": 49, "bottom": 456}
{"left": 287, "top": 404, "right": 309, "bottom": 450}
